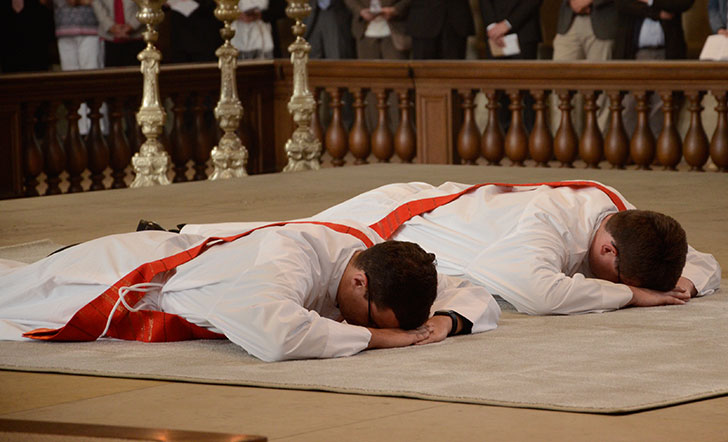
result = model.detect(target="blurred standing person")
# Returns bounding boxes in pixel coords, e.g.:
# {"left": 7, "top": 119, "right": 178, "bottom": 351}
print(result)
{"left": 708, "top": 0, "right": 727, "bottom": 35}
{"left": 480, "top": 0, "right": 543, "bottom": 132}
{"left": 54, "top": 0, "right": 101, "bottom": 70}
{"left": 232, "top": 0, "right": 275, "bottom": 59}
{"left": 345, "top": 0, "right": 412, "bottom": 59}
{"left": 167, "top": 0, "right": 222, "bottom": 63}
{"left": 553, "top": 0, "right": 616, "bottom": 63}
{"left": 614, "top": 0, "right": 694, "bottom": 137}
{"left": 614, "top": 0, "right": 693, "bottom": 61}
{"left": 406, "top": 0, "right": 474, "bottom": 59}
{"left": 261, "top": 0, "right": 288, "bottom": 57}
{"left": 304, "top": 0, "right": 355, "bottom": 59}
{"left": 551, "top": 0, "right": 617, "bottom": 133}
{"left": 92, "top": 0, "right": 144, "bottom": 67}
{"left": 344, "top": 0, "right": 411, "bottom": 142}
{"left": 54, "top": 0, "right": 102, "bottom": 135}
{"left": 480, "top": 0, "right": 542, "bottom": 61}
{"left": 0, "top": 0, "right": 54, "bottom": 73}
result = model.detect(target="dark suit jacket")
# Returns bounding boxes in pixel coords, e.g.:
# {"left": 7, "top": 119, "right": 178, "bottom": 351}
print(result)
{"left": 168, "top": 0, "right": 222, "bottom": 63}
{"left": 556, "top": 0, "right": 617, "bottom": 40}
{"left": 344, "top": 0, "right": 411, "bottom": 39}
{"left": 406, "top": 0, "right": 475, "bottom": 39}
{"left": 708, "top": 0, "right": 727, "bottom": 33}
{"left": 303, "top": 0, "right": 353, "bottom": 40}
{"left": 613, "top": 0, "right": 694, "bottom": 59}
{"left": 480, "top": 0, "right": 543, "bottom": 47}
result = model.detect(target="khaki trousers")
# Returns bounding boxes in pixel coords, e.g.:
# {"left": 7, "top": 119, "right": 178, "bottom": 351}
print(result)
{"left": 551, "top": 15, "right": 614, "bottom": 135}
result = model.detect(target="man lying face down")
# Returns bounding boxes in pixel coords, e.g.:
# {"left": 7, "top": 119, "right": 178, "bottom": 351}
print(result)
{"left": 182, "top": 180, "right": 721, "bottom": 315}
{"left": 0, "top": 222, "right": 501, "bottom": 362}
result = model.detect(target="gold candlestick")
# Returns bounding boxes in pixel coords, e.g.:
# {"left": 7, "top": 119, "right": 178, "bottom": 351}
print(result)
{"left": 283, "top": 0, "right": 321, "bottom": 172}
{"left": 130, "top": 0, "right": 171, "bottom": 188}
{"left": 209, "top": 0, "right": 247, "bottom": 180}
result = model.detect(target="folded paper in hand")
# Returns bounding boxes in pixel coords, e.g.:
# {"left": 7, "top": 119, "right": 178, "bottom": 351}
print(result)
{"left": 489, "top": 34, "right": 521, "bottom": 58}
{"left": 699, "top": 35, "right": 728, "bottom": 61}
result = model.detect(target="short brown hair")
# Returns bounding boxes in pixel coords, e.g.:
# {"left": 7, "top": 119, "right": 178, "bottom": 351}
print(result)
{"left": 354, "top": 241, "right": 437, "bottom": 330}
{"left": 605, "top": 210, "right": 687, "bottom": 291}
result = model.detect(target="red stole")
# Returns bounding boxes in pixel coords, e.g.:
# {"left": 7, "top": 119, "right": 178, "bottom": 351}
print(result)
{"left": 24, "top": 221, "right": 374, "bottom": 342}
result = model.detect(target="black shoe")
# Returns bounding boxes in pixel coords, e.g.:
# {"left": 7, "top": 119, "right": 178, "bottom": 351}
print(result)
{"left": 168, "top": 223, "right": 187, "bottom": 234}
{"left": 136, "top": 219, "right": 167, "bottom": 232}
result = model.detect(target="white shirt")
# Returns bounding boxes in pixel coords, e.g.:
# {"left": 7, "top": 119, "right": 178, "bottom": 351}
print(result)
{"left": 305, "top": 181, "right": 720, "bottom": 315}
{"left": 0, "top": 223, "right": 500, "bottom": 361}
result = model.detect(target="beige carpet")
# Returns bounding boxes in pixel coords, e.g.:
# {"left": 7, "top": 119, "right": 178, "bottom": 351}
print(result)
{"left": 1, "top": 240, "right": 727, "bottom": 414}
{"left": 1, "top": 164, "right": 726, "bottom": 414}
{"left": 0, "top": 284, "right": 726, "bottom": 414}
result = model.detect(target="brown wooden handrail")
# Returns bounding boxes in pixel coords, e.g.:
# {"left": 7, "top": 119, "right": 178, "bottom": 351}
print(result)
{"left": 2, "top": 59, "right": 727, "bottom": 199}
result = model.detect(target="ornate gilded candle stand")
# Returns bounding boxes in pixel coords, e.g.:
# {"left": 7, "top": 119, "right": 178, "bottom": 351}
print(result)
{"left": 283, "top": 0, "right": 322, "bottom": 172}
{"left": 208, "top": 0, "right": 247, "bottom": 180}
{"left": 130, "top": 0, "right": 171, "bottom": 187}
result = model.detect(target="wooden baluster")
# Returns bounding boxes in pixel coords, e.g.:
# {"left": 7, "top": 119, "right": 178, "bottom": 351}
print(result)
{"left": 349, "top": 88, "right": 371, "bottom": 164}
{"left": 311, "top": 88, "right": 324, "bottom": 147}
{"left": 580, "top": 90, "right": 603, "bottom": 168}
{"left": 710, "top": 90, "right": 728, "bottom": 172}
{"left": 325, "top": 88, "right": 348, "bottom": 166}
{"left": 64, "top": 99, "right": 88, "bottom": 193}
{"left": 630, "top": 91, "right": 655, "bottom": 170}
{"left": 481, "top": 89, "right": 504, "bottom": 165}
{"left": 505, "top": 90, "right": 528, "bottom": 166}
{"left": 554, "top": 90, "right": 577, "bottom": 168}
{"left": 86, "top": 98, "right": 110, "bottom": 191}
{"left": 457, "top": 89, "right": 480, "bottom": 164}
{"left": 108, "top": 98, "right": 132, "bottom": 188}
{"left": 371, "top": 88, "right": 393, "bottom": 162}
{"left": 683, "top": 91, "right": 709, "bottom": 171}
{"left": 41, "top": 101, "right": 66, "bottom": 195}
{"left": 192, "top": 93, "right": 214, "bottom": 180}
{"left": 169, "top": 93, "right": 193, "bottom": 181}
{"left": 528, "top": 89, "right": 552, "bottom": 167}
{"left": 604, "top": 91, "right": 629, "bottom": 169}
{"left": 23, "top": 103, "right": 44, "bottom": 196}
{"left": 395, "top": 89, "right": 416, "bottom": 163}
{"left": 656, "top": 91, "right": 681, "bottom": 170}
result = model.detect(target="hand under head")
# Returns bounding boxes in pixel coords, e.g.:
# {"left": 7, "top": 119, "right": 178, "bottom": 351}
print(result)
{"left": 589, "top": 210, "right": 687, "bottom": 291}
{"left": 336, "top": 241, "right": 438, "bottom": 330}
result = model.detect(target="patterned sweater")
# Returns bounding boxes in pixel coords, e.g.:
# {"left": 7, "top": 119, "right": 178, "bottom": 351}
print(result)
{"left": 54, "top": 0, "right": 99, "bottom": 37}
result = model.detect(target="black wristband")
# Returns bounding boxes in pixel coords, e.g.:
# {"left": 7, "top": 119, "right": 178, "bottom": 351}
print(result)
{"left": 433, "top": 310, "right": 459, "bottom": 337}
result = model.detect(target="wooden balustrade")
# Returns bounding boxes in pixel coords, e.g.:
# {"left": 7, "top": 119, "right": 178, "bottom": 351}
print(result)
{"left": 2, "top": 59, "right": 727, "bottom": 199}
{"left": 0, "top": 62, "right": 275, "bottom": 199}
{"left": 277, "top": 60, "right": 728, "bottom": 171}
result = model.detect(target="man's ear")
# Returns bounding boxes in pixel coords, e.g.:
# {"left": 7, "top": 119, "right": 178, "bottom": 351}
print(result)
{"left": 601, "top": 242, "right": 618, "bottom": 257}
{"left": 352, "top": 270, "right": 368, "bottom": 292}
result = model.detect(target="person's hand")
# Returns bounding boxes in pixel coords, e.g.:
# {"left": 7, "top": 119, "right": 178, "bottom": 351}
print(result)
{"left": 415, "top": 315, "right": 451, "bottom": 345}
{"left": 487, "top": 20, "right": 510, "bottom": 40}
{"left": 367, "top": 326, "right": 431, "bottom": 349}
{"left": 239, "top": 9, "right": 261, "bottom": 22}
{"left": 360, "top": 8, "right": 377, "bottom": 21}
{"left": 675, "top": 276, "right": 697, "bottom": 297}
{"left": 659, "top": 10, "right": 674, "bottom": 20}
{"left": 627, "top": 285, "right": 691, "bottom": 307}
{"left": 569, "top": 0, "right": 592, "bottom": 14}
{"left": 380, "top": 6, "right": 397, "bottom": 20}
{"left": 492, "top": 36, "right": 506, "bottom": 47}
{"left": 110, "top": 24, "right": 128, "bottom": 39}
